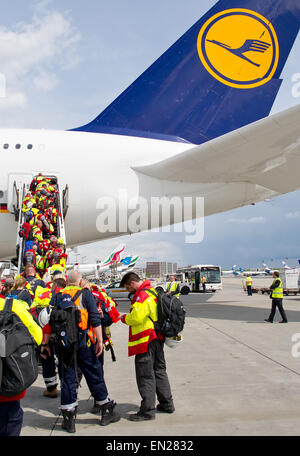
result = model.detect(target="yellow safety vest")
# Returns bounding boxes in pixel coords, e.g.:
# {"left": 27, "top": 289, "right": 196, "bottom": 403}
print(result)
{"left": 124, "top": 289, "right": 158, "bottom": 357}
{"left": 50, "top": 264, "right": 66, "bottom": 275}
{"left": 271, "top": 278, "right": 283, "bottom": 299}
{"left": 32, "top": 286, "right": 52, "bottom": 308}
{"left": 0, "top": 298, "right": 42, "bottom": 345}
{"left": 246, "top": 277, "right": 252, "bottom": 286}
{"left": 167, "top": 281, "right": 180, "bottom": 298}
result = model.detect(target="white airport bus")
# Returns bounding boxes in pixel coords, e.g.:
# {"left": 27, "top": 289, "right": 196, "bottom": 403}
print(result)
{"left": 177, "top": 265, "right": 223, "bottom": 292}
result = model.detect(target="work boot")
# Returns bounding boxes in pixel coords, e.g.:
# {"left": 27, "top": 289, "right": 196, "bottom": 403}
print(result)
{"left": 279, "top": 320, "right": 288, "bottom": 323}
{"left": 62, "top": 408, "right": 77, "bottom": 433}
{"left": 43, "top": 387, "right": 58, "bottom": 398}
{"left": 129, "top": 411, "right": 155, "bottom": 421}
{"left": 156, "top": 403, "right": 175, "bottom": 414}
{"left": 100, "top": 400, "right": 120, "bottom": 426}
{"left": 264, "top": 319, "right": 273, "bottom": 323}
{"left": 90, "top": 398, "right": 101, "bottom": 414}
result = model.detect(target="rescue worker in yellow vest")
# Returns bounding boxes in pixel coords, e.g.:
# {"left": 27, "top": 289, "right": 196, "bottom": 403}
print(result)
{"left": 246, "top": 275, "right": 253, "bottom": 296}
{"left": 32, "top": 275, "right": 67, "bottom": 398}
{"left": 264, "top": 271, "right": 288, "bottom": 323}
{"left": 0, "top": 297, "right": 42, "bottom": 436}
{"left": 35, "top": 253, "right": 45, "bottom": 275}
{"left": 29, "top": 173, "right": 51, "bottom": 192}
{"left": 32, "top": 221, "right": 43, "bottom": 242}
{"left": 48, "top": 270, "right": 119, "bottom": 433}
{"left": 120, "top": 272, "right": 174, "bottom": 421}
{"left": 166, "top": 275, "right": 180, "bottom": 299}
{"left": 49, "top": 263, "right": 66, "bottom": 276}
{"left": 201, "top": 275, "right": 206, "bottom": 293}
{"left": 22, "top": 193, "right": 35, "bottom": 212}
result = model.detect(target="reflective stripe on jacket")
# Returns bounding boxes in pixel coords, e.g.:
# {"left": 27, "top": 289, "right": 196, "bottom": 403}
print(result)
{"left": 271, "top": 278, "right": 283, "bottom": 299}
{"left": 33, "top": 286, "right": 52, "bottom": 307}
{"left": 167, "top": 281, "right": 180, "bottom": 297}
{"left": 123, "top": 280, "right": 158, "bottom": 357}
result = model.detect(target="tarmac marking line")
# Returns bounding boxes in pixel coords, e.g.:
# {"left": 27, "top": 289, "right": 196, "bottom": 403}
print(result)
{"left": 197, "top": 319, "right": 300, "bottom": 378}
{"left": 50, "top": 411, "right": 62, "bottom": 436}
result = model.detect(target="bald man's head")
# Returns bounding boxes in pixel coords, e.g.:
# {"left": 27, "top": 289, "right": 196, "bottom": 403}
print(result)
{"left": 67, "top": 270, "right": 82, "bottom": 286}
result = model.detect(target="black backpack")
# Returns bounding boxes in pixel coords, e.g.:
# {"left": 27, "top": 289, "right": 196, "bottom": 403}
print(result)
{"left": 147, "top": 289, "right": 186, "bottom": 338}
{"left": 49, "top": 290, "right": 83, "bottom": 368}
{"left": 0, "top": 298, "right": 39, "bottom": 396}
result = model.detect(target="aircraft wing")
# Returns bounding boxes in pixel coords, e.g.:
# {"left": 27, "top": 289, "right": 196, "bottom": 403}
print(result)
{"left": 133, "top": 104, "right": 300, "bottom": 196}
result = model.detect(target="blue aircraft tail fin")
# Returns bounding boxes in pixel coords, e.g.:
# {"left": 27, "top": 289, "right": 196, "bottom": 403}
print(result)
{"left": 73, "top": 0, "right": 299, "bottom": 145}
{"left": 120, "top": 256, "right": 132, "bottom": 266}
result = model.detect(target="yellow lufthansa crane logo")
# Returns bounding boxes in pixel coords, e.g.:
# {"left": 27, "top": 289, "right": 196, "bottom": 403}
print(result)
{"left": 197, "top": 9, "right": 279, "bottom": 89}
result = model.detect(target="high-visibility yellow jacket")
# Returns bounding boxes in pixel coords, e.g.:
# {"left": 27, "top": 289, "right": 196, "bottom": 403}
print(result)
{"left": 246, "top": 276, "right": 253, "bottom": 286}
{"left": 22, "top": 197, "right": 35, "bottom": 212}
{"left": 167, "top": 281, "right": 180, "bottom": 298}
{"left": 121, "top": 280, "right": 158, "bottom": 357}
{"left": 32, "top": 225, "right": 43, "bottom": 242}
{"left": 35, "top": 254, "right": 45, "bottom": 270}
{"left": 0, "top": 298, "right": 42, "bottom": 345}
{"left": 50, "top": 263, "right": 66, "bottom": 275}
{"left": 32, "top": 286, "right": 52, "bottom": 307}
{"left": 271, "top": 278, "right": 283, "bottom": 299}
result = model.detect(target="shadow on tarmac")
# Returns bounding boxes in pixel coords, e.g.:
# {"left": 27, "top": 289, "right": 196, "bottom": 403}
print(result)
{"left": 23, "top": 384, "right": 140, "bottom": 431}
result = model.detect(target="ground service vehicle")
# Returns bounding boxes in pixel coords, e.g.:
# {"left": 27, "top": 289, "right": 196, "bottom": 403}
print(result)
{"left": 155, "top": 273, "right": 192, "bottom": 295}
{"left": 104, "top": 281, "right": 129, "bottom": 299}
{"left": 177, "top": 265, "right": 223, "bottom": 292}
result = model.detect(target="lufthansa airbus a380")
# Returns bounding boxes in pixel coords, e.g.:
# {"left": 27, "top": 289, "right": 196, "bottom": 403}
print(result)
{"left": 0, "top": 0, "right": 299, "bottom": 260}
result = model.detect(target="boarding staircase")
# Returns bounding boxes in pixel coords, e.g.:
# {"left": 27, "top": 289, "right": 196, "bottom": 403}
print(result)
{"left": 15, "top": 175, "right": 69, "bottom": 274}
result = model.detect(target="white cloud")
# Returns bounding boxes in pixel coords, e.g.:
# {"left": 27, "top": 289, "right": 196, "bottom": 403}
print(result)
{"left": 33, "top": 70, "right": 59, "bottom": 91}
{"left": 0, "top": 91, "right": 27, "bottom": 111}
{"left": 285, "top": 211, "right": 300, "bottom": 219}
{"left": 0, "top": 3, "right": 81, "bottom": 114}
{"left": 0, "top": 11, "right": 81, "bottom": 78}
{"left": 227, "top": 217, "right": 266, "bottom": 224}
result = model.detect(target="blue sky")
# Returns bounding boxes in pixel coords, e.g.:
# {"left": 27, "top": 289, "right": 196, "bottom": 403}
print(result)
{"left": 0, "top": 0, "right": 299, "bottom": 269}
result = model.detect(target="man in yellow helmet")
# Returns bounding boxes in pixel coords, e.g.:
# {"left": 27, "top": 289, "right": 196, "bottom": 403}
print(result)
{"left": 264, "top": 271, "right": 288, "bottom": 323}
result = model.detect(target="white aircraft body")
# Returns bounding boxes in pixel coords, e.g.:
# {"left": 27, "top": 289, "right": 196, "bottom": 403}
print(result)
{"left": 0, "top": 1, "right": 299, "bottom": 260}
{"left": 67, "top": 244, "right": 125, "bottom": 276}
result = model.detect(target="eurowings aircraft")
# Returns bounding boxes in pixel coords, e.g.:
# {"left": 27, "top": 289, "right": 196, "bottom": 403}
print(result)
{"left": 222, "top": 265, "right": 241, "bottom": 276}
{"left": 0, "top": 0, "right": 299, "bottom": 260}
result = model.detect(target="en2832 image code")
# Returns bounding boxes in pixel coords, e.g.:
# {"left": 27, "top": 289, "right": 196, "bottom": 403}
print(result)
{"left": 150, "top": 440, "right": 194, "bottom": 451}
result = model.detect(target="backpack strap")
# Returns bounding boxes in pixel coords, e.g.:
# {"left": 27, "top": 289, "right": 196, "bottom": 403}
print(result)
{"left": 71, "top": 289, "right": 83, "bottom": 305}
{"left": 144, "top": 289, "right": 159, "bottom": 325}
{"left": 18, "top": 290, "right": 27, "bottom": 301}
{"left": 4, "top": 297, "right": 14, "bottom": 312}
{"left": 145, "top": 288, "right": 158, "bottom": 298}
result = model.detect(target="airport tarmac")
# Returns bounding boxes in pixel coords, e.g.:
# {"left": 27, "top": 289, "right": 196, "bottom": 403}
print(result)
{"left": 21, "top": 276, "right": 300, "bottom": 436}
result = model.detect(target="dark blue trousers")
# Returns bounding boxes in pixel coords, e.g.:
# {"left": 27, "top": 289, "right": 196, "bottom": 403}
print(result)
{"left": 40, "top": 344, "right": 58, "bottom": 391}
{"left": 59, "top": 344, "right": 108, "bottom": 409}
{"left": 0, "top": 401, "right": 23, "bottom": 436}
